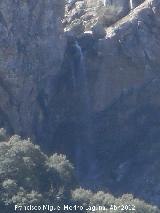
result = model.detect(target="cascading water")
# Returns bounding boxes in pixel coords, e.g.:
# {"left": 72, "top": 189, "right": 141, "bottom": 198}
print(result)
{"left": 72, "top": 40, "right": 99, "bottom": 187}
{"left": 74, "top": 41, "right": 90, "bottom": 112}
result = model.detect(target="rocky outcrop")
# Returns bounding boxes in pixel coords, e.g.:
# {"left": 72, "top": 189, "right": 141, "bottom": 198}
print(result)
{"left": 80, "top": 0, "right": 160, "bottom": 206}
{"left": 86, "top": 0, "right": 160, "bottom": 111}
{"left": 0, "top": 0, "right": 66, "bottom": 138}
{"left": 64, "top": 0, "right": 145, "bottom": 36}
{"left": 62, "top": 0, "right": 160, "bottom": 206}
{"left": 93, "top": 78, "right": 160, "bottom": 206}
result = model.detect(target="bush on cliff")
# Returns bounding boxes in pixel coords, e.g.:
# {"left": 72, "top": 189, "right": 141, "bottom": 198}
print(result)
{"left": 0, "top": 131, "right": 159, "bottom": 213}
{"left": 0, "top": 134, "right": 75, "bottom": 212}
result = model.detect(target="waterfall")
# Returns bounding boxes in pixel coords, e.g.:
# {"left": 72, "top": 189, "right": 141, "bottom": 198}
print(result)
{"left": 103, "top": 0, "right": 112, "bottom": 6}
{"left": 73, "top": 40, "right": 99, "bottom": 187}
{"left": 130, "top": 0, "right": 134, "bottom": 10}
{"left": 74, "top": 41, "right": 90, "bottom": 111}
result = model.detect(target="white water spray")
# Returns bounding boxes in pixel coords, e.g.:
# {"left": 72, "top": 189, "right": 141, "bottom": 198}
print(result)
{"left": 73, "top": 41, "right": 100, "bottom": 187}
{"left": 130, "top": 0, "right": 133, "bottom": 10}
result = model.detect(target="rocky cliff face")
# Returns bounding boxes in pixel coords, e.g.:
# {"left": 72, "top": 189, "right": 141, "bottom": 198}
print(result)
{"left": 0, "top": 0, "right": 66, "bottom": 138}
{"left": 93, "top": 78, "right": 160, "bottom": 206}
{"left": 64, "top": 0, "right": 145, "bottom": 36}
{"left": 0, "top": 0, "right": 160, "bottom": 208}
{"left": 65, "top": 0, "right": 160, "bottom": 110}
{"left": 87, "top": 0, "right": 160, "bottom": 111}
{"left": 63, "top": 0, "right": 160, "bottom": 206}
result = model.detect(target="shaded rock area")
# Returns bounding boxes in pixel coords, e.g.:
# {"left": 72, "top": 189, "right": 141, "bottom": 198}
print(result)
{"left": 0, "top": 0, "right": 66, "bottom": 139}
{"left": 62, "top": 0, "right": 160, "bottom": 207}
{"left": 93, "top": 79, "right": 160, "bottom": 206}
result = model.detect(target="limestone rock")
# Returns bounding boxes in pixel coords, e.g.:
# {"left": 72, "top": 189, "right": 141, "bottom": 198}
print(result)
{"left": 85, "top": 0, "right": 160, "bottom": 111}
{"left": 91, "top": 22, "right": 106, "bottom": 38}
{"left": 93, "top": 78, "right": 160, "bottom": 207}
{"left": 0, "top": 0, "right": 66, "bottom": 138}
{"left": 65, "top": 0, "right": 145, "bottom": 36}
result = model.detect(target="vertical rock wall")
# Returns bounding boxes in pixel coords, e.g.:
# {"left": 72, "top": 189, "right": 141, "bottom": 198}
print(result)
{"left": 86, "top": 0, "right": 160, "bottom": 111}
{"left": 0, "top": 0, "right": 66, "bottom": 138}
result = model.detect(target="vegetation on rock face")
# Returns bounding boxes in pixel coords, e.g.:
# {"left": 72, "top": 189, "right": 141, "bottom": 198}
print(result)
{"left": 64, "top": 0, "right": 128, "bottom": 36}
{"left": 0, "top": 130, "right": 75, "bottom": 212}
{"left": 0, "top": 129, "right": 159, "bottom": 213}
{"left": 72, "top": 189, "right": 159, "bottom": 213}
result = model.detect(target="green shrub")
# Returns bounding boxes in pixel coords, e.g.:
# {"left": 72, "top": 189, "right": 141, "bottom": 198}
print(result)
{"left": 72, "top": 189, "right": 159, "bottom": 213}
{"left": 0, "top": 131, "right": 159, "bottom": 213}
{"left": 0, "top": 134, "right": 74, "bottom": 212}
